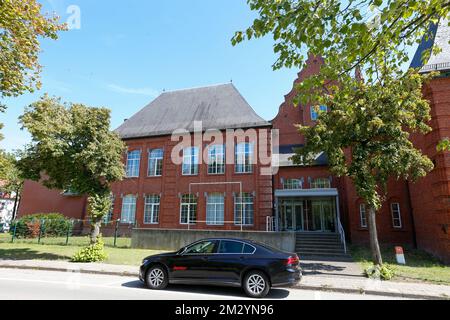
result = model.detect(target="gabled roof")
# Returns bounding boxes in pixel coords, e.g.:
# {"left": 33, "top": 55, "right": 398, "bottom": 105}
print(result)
{"left": 410, "top": 18, "right": 450, "bottom": 73}
{"left": 114, "top": 83, "right": 270, "bottom": 139}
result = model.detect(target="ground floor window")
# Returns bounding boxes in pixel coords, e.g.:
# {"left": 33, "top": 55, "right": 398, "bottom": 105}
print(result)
{"left": 180, "top": 194, "right": 197, "bottom": 224}
{"left": 144, "top": 195, "right": 160, "bottom": 224}
{"left": 359, "top": 203, "right": 367, "bottom": 228}
{"left": 391, "top": 203, "right": 402, "bottom": 228}
{"left": 206, "top": 193, "right": 224, "bottom": 225}
{"left": 234, "top": 193, "right": 254, "bottom": 226}
{"left": 121, "top": 195, "right": 136, "bottom": 223}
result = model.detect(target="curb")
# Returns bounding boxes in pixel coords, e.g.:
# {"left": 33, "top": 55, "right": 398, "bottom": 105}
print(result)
{"left": 0, "top": 264, "right": 139, "bottom": 278}
{"left": 294, "top": 284, "right": 449, "bottom": 300}
{"left": 0, "top": 264, "right": 448, "bottom": 300}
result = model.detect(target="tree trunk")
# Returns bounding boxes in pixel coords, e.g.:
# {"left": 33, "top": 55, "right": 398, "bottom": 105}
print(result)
{"left": 368, "top": 207, "right": 383, "bottom": 266}
{"left": 90, "top": 219, "right": 101, "bottom": 244}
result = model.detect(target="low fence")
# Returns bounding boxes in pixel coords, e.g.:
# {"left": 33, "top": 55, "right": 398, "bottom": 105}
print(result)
{"left": 2, "top": 218, "right": 133, "bottom": 247}
{"left": 131, "top": 228, "right": 296, "bottom": 252}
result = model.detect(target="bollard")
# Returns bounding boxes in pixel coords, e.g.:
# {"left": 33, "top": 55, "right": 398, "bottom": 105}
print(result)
{"left": 114, "top": 219, "right": 120, "bottom": 247}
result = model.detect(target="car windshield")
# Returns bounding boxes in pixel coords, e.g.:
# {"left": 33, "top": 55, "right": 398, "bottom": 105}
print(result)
{"left": 184, "top": 241, "right": 216, "bottom": 254}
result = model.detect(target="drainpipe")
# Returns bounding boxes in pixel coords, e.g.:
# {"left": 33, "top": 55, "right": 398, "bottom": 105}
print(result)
{"left": 406, "top": 182, "right": 418, "bottom": 249}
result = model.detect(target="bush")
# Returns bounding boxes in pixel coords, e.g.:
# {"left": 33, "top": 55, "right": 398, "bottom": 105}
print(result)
{"left": 365, "top": 264, "right": 395, "bottom": 280}
{"left": 11, "top": 213, "right": 72, "bottom": 238}
{"left": 71, "top": 237, "right": 108, "bottom": 263}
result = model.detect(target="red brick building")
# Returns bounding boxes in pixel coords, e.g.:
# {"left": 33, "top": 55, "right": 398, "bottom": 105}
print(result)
{"left": 18, "top": 21, "right": 450, "bottom": 263}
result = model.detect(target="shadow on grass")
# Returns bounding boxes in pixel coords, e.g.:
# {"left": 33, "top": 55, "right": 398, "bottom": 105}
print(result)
{"left": 0, "top": 248, "right": 70, "bottom": 261}
{"left": 350, "top": 244, "right": 445, "bottom": 267}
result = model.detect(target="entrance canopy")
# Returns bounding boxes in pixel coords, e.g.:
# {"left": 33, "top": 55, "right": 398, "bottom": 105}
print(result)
{"left": 275, "top": 188, "right": 338, "bottom": 198}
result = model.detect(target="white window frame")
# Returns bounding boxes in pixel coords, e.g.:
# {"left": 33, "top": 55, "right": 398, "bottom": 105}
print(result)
{"left": 182, "top": 147, "right": 199, "bottom": 176}
{"left": 148, "top": 148, "right": 163, "bottom": 177}
{"left": 144, "top": 195, "right": 160, "bottom": 224}
{"left": 207, "top": 144, "right": 225, "bottom": 175}
{"left": 234, "top": 193, "right": 254, "bottom": 226}
{"left": 180, "top": 194, "right": 197, "bottom": 224}
{"left": 311, "top": 105, "right": 328, "bottom": 121}
{"left": 235, "top": 142, "right": 254, "bottom": 174}
{"left": 311, "top": 177, "right": 331, "bottom": 189}
{"left": 391, "top": 203, "right": 402, "bottom": 228}
{"left": 283, "top": 179, "right": 302, "bottom": 190}
{"left": 121, "top": 195, "right": 136, "bottom": 224}
{"left": 126, "top": 150, "right": 141, "bottom": 178}
{"left": 206, "top": 193, "right": 225, "bottom": 225}
{"left": 359, "top": 203, "right": 367, "bottom": 228}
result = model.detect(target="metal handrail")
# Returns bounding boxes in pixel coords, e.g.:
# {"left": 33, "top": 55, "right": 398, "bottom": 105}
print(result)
{"left": 266, "top": 216, "right": 275, "bottom": 232}
{"left": 337, "top": 219, "right": 347, "bottom": 254}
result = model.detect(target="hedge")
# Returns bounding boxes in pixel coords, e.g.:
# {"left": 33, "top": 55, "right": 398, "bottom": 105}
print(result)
{"left": 11, "top": 213, "right": 72, "bottom": 238}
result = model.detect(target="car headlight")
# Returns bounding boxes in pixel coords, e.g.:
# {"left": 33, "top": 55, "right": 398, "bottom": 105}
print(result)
{"left": 142, "top": 259, "right": 149, "bottom": 265}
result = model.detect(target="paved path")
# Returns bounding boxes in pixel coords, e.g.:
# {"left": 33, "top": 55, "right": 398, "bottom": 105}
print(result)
{"left": 0, "top": 268, "right": 406, "bottom": 300}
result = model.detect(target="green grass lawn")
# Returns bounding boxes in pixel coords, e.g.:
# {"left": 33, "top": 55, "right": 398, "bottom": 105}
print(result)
{"left": 0, "top": 233, "right": 166, "bottom": 266}
{"left": 350, "top": 244, "right": 450, "bottom": 285}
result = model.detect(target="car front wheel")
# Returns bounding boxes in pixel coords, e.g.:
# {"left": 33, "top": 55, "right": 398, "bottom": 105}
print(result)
{"left": 145, "top": 265, "right": 168, "bottom": 290}
{"left": 243, "top": 271, "right": 270, "bottom": 298}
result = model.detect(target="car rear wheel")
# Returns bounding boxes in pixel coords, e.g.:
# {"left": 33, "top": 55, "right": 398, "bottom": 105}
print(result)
{"left": 145, "top": 265, "right": 168, "bottom": 290}
{"left": 243, "top": 271, "right": 270, "bottom": 298}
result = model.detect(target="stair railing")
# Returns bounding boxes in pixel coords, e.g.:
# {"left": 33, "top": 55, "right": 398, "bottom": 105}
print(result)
{"left": 337, "top": 219, "right": 347, "bottom": 254}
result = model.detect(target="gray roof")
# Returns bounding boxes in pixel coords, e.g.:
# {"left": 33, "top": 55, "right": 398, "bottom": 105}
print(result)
{"left": 115, "top": 83, "right": 270, "bottom": 139}
{"left": 410, "top": 18, "right": 450, "bottom": 73}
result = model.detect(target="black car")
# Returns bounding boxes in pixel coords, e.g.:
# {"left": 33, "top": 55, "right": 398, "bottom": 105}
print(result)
{"left": 139, "top": 238, "right": 302, "bottom": 298}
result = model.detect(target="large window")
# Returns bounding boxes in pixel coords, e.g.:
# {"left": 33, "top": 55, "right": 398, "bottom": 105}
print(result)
{"left": 126, "top": 150, "right": 141, "bottom": 177}
{"left": 148, "top": 149, "right": 163, "bottom": 177}
{"left": 182, "top": 147, "right": 199, "bottom": 175}
{"left": 144, "top": 195, "right": 160, "bottom": 224}
{"left": 121, "top": 195, "right": 136, "bottom": 224}
{"left": 180, "top": 194, "right": 197, "bottom": 224}
{"left": 207, "top": 144, "right": 225, "bottom": 174}
{"left": 359, "top": 204, "right": 367, "bottom": 228}
{"left": 391, "top": 203, "right": 402, "bottom": 228}
{"left": 206, "top": 193, "right": 224, "bottom": 225}
{"left": 283, "top": 179, "right": 302, "bottom": 190}
{"left": 311, "top": 105, "right": 328, "bottom": 121}
{"left": 234, "top": 193, "right": 254, "bottom": 226}
{"left": 235, "top": 142, "right": 253, "bottom": 173}
{"left": 310, "top": 177, "right": 331, "bottom": 189}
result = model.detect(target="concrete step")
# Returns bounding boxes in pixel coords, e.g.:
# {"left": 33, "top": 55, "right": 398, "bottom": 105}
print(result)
{"left": 296, "top": 239, "right": 342, "bottom": 244}
{"left": 295, "top": 245, "right": 344, "bottom": 250}
{"left": 298, "top": 252, "right": 350, "bottom": 258}
{"left": 296, "top": 247, "right": 345, "bottom": 253}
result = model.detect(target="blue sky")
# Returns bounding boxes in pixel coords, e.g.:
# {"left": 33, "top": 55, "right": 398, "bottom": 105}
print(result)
{"left": 1, "top": 0, "right": 300, "bottom": 152}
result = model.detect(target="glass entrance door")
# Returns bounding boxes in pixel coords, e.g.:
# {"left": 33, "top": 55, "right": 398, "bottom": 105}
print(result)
{"left": 280, "top": 200, "right": 304, "bottom": 231}
{"left": 311, "top": 199, "right": 336, "bottom": 232}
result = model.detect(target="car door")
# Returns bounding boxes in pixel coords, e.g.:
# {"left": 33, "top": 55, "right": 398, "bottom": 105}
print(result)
{"left": 207, "top": 240, "right": 248, "bottom": 284}
{"left": 168, "top": 240, "right": 218, "bottom": 281}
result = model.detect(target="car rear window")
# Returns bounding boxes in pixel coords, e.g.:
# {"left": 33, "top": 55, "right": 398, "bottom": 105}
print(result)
{"left": 243, "top": 244, "right": 255, "bottom": 254}
{"left": 218, "top": 240, "right": 244, "bottom": 254}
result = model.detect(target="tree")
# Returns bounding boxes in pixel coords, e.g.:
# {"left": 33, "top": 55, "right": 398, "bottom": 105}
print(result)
{"left": 232, "top": 0, "right": 446, "bottom": 266}
{"left": 232, "top": 0, "right": 450, "bottom": 102}
{"left": 291, "top": 69, "right": 434, "bottom": 265}
{"left": 0, "top": 151, "right": 23, "bottom": 220}
{"left": 0, "top": 0, "right": 66, "bottom": 102}
{"left": 17, "top": 96, "right": 126, "bottom": 244}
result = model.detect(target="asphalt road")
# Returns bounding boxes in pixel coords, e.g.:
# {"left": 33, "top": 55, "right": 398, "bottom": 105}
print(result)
{"left": 0, "top": 268, "right": 407, "bottom": 300}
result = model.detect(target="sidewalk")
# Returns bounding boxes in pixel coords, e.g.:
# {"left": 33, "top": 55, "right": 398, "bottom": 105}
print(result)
{"left": 0, "top": 259, "right": 449, "bottom": 300}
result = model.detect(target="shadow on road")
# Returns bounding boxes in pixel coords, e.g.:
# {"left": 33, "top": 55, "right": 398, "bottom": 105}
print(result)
{"left": 121, "top": 280, "right": 290, "bottom": 299}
